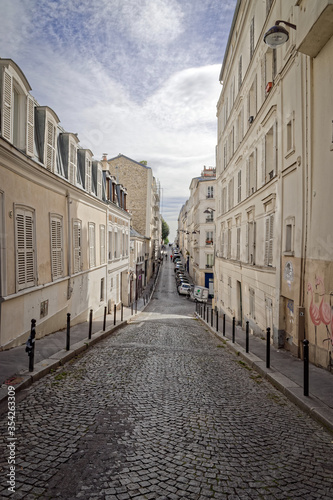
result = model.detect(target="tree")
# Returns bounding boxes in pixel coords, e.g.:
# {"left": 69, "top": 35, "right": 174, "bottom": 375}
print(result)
{"left": 161, "top": 218, "right": 170, "bottom": 243}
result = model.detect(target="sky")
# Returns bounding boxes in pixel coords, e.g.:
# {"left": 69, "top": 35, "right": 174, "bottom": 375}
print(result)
{"left": 0, "top": 0, "right": 237, "bottom": 241}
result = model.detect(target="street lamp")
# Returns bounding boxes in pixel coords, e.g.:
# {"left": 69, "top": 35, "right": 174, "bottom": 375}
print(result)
{"left": 263, "top": 20, "right": 296, "bottom": 48}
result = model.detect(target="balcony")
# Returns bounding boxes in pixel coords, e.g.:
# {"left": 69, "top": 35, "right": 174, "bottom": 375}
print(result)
{"left": 205, "top": 240, "right": 214, "bottom": 245}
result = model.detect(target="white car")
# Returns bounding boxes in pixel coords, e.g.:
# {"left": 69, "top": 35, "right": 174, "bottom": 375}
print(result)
{"left": 178, "top": 283, "right": 191, "bottom": 295}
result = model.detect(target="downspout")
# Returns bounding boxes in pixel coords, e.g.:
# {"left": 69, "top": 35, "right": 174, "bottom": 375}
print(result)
{"left": 67, "top": 192, "right": 73, "bottom": 300}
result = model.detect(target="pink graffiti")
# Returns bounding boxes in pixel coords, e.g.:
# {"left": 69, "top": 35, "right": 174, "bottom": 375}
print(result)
{"left": 308, "top": 278, "right": 333, "bottom": 346}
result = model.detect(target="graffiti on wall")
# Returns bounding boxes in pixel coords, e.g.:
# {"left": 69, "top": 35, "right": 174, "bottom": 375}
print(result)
{"left": 307, "top": 277, "right": 333, "bottom": 348}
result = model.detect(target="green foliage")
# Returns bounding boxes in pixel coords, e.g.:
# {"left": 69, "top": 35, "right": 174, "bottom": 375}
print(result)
{"left": 162, "top": 217, "right": 170, "bottom": 242}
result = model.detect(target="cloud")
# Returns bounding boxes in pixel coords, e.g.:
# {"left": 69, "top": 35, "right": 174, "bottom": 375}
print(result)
{"left": 0, "top": 0, "right": 237, "bottom": 240}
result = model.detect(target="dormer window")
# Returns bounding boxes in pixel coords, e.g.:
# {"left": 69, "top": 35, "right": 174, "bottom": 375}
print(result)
{"left": 59, "top": 132, "right": 79, "bottom": 186}
{"left": 35, "top": 106, "right": 60, "bottom": 173}
{"left": 0, "top": 60, "right": 34, "bottom": 157}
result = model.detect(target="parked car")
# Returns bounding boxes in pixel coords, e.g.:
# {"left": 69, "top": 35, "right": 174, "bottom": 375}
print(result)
{"left": 178, "top": 283, "right": 191, "bottom": 295}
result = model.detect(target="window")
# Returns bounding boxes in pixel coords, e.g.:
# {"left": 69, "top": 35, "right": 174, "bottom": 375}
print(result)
{"left": 97, "top": 166, "right": 103, "bottom": 198}
{"left": 206, "top": 231, "right": 213, "bottom": 245}
{"left": 73, "top": 219, "right": 82, "bottom": 273}
{"left": 247, "top": 221, "right": 256, "bottom": 265}
{"left": 227, "top": 225, "right": 232, "bottom": 259}
{"left": 100, "top": 278, "right": 105, "bottom": 302}
{"left": 284, "top": 217, "right": 295, "bottom": 254}
{"left": 89, "top": 223, "right": 96, "bottom": 268}
{"left": 206, "top": 254, "right": 214, "bottom": 268}
{"left": 15, "top": 206, "right": 36, "bottom": 291}
{"left": 114, "top": 230, "right": 118, "bottom": 259}
{"left": 250, "top": 17, "right": 255, "bottom": 59}
{"left": 86, "top": 158, "right": 92, "bottom": 193}
{"left": 222, "top": 186, "right": 227, "bottom": 214}
{"left": 100, "top": 225, "right": 105, "bottom": 264}
{"left": 108, "top": 229, "right": 113, "bottom": 261}
{"left": 228, "top": 178, "right": 234, "bottom": 210}
{"left": 69, "top": 142, "right": 77, "bottom": 185}
{"left": 207, "top": 186, "right": 214, "bottom": 199}
{"left": 286, "top": 113, "right": 295, "bottom": 155}
{"left": 248, "top": 76, "right": 257, "bottom": 125}
{"left": 237, "top": 170, "right": 242, "bottom": 203}
{"left": 265, "top": 214, "right": 274, "bottom": 266}
{"left": 46, "top": 120, "right": 56, "bottom": 172}
{"left": 238, "top": 55, "right": 243, "bottom": 91}
{"left": 247, "top": 151, "right": 257, "bottom": 196}
{"left": 249, "top": 287, "right": 255, "bottom": 318}
{"left": 264, "top": 124, "right": 277, "bottom": 183}
{"left": 50, "top": 214, "right": 63, "bottom": 280}
{"left": 236, "top": 227, "right": 241, "bottom": 261}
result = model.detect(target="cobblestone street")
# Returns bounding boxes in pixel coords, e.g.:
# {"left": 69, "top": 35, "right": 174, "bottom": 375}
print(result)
{"left": 1, "top": 259, "right": 333, "bottom": 499}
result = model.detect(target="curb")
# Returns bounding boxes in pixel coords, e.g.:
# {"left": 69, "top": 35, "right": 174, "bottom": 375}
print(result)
{"left": 195, "top": 313, "right": 333, "bottom": 435}
{"left": 0, "top": 313, "right": 137, "bottom": 405}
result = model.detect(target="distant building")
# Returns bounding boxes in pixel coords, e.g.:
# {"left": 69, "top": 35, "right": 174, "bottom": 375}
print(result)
{"left": 0, "top": 59, "right": 130, "bottom": 349}
{"left": 102, "top": 154, "right": 162, "bottom": 283}
{"left": 215, "top": 0, "right": 333, "bottom": 369}
{"left": 177, "top": 166, "right": 216, "bottom": 294}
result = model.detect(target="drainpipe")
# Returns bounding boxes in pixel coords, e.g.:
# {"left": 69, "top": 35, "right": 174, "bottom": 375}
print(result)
{"left": 67, "top": 192, "right": 73, "bottom": 300}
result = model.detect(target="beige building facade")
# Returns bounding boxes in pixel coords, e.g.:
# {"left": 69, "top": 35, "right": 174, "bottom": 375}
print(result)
{"left": 0, "top": 59, "right": 130, "bottom": 349}
{"left": 215, "top": 0, "right": 333, "bottom": 369}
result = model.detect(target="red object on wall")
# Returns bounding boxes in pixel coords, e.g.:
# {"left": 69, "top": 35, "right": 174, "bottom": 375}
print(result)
{"left": 266, "top": 81, "right": 273, "bottom": 94}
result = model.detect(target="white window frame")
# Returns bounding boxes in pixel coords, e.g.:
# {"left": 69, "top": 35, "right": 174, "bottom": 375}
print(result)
{"left": 264, "top": 214, "right": 274, "bottom": 266}
{"left": 73, "top": 219, "right": 82, "bottom": 273}
{"left": 100, "top": 224, "right": 105, "bottom": 265}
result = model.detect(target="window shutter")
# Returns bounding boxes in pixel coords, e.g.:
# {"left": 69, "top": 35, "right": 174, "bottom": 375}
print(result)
{"left": 265, "top": 217, "right": 270, "bottom": 266}
{"left": 100, "top": 225, "right": 105, "bottom": 265}
{"left": 26, "top": 95, "right": 34, "bottom": 157}
{"left": 273, "top": 121, "right": 277, "bottom": 175}
{"left": 246, "top": 223, "right": 249, "bottom": 263}
{"left": 97, "top": 168, "right": 102, "bottom": 198}
{"left": 46, "top": 120, "right": 56, "bottom": 171}
{"left": 69, "top": 143, "right": 76, "bottom": 184}
{"left": 246, "top": 159, "right": 250, "bottom": 197}
{"left": 261, "top": 137, "right": 266, "bottom": 186}
{"left": 2, "top": 68, "right": 12, "bottom": 141}
{"left": 86, "top": 158, "right": 91, "bottom": 193}
{"left": 51, "top": 216, "right": 63, "bottom": 280}
{"left": 268, "top": 214, "right": 274, "bottom": 266}
{"left": 89, "top": 223, "right": 95, "bottom": 268}
{"left": 16, "top": 207, "right": 35, "bottom": 290}
{"left": 73, "top": 220, "right": 81, "bottom": 273}
{"left": 254, "top": 148, "right": 257, "bottom": 191}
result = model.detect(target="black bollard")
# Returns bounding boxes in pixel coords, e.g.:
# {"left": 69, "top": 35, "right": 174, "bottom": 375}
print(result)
{"left": 211, "top": 308, "right": 213, "bottom": 327}
{"left": 114, "top": 304, "right": 117, "bottom": 325}
{"left": 232, "top": 317, "right": 235, "bottom": 343}
{"left": 89, "top": 309, "right": 93, "bottom": 339}
{"left": 216, "top": 310, "right": 219, "bottom": 332}
{"left": 246, "top": 321, "right": 249, "bottom": 353}
{"left": 266, "top": 327, "right": 271, "bottom": 368}
{"left": 135, "top": 300, "right": 137, "bottom": 314}
{"left": 103, "top": 306, "right": 107, "bottom": 331}
{"left": 131, "top": 302, "right": 133, "bottom": 315}
{"left": 66, "top": 313, "right": 71, "bottom": 350}
{"left": 223, "top": 314, "right": 226, "bottom": 336}
{"left": 121, "top": 303, "right": 124, "bottom": 322}
{"left": 26, "top": 319, "right": 36, "bottom": 372}
{"left": 303, "top": 339, "right": 309, "bottom": 396}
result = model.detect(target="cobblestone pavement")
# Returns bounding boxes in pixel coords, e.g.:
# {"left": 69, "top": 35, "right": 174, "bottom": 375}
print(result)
{"left": 1, "top": 259, "right": 333, "bottom": 499}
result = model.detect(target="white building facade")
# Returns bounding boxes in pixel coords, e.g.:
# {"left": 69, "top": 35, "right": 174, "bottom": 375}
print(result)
{"left": 215, "top": 0, "right": 333, "bottom": 369}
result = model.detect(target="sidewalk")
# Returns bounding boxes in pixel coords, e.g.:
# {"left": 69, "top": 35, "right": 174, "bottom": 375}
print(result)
{"left": 0, "top": 266, "right": 162, "bottom": 404}
{"left": 196, "top": 308, "right": 333, "bottom": 434}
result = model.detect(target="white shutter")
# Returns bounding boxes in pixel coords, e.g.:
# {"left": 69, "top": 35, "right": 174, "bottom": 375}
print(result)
{"left": 46, "top": 120, "right": 56, "bottom": 171}
{"left": 246, "top": 158, "right": 250, "bottom": 197}
{"left": 16, "top": 207, "right": 35, "bottom": 290}
{"left": 262, "top": 137, "right": 266, "bottom": 186}
{"left": 2, "top": 68, "right": 12, "bottom": 141}
{"left": 265, "top": 217, "right": 270, "bottom": 266}
{"left": 273, "top": 121, "right": 277, "bottom": 176}
{"left": 26, "top": 95, "right": 34, "bottom": 157}
{"left": 268, "top": 214, "right": 274, "bottom": 266}
{"left": 97, "top": 167, "right": 102, "bottom": 198}
{"left": 51, "top": 216, "right": 63, "bottom": 280}
{"left": 254, "top": 148, "right": 257, "bottom": 191}
{"left": 100, "top": 225, "right": 105, "bottom": 265}
{"left": 73, "top": 220, "right": 81, "bottom": 273}
{"left": 69, "top": 143, "right": 76, "bottom": 184}
{"left": 89, "top": 223, "right": 95, "bottom": 268}
{"left": 86, "top": 158, "right": 91, "bottom": 193}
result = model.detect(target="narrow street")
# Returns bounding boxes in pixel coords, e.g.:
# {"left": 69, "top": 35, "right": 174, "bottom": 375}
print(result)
{"left": 1, "top": 257, "right": 333, "bottom": 499}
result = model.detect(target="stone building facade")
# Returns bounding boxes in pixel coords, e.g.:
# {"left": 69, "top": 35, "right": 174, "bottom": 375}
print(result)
{"left": 103, "top": 155, "right": 162, "bottom": 283}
